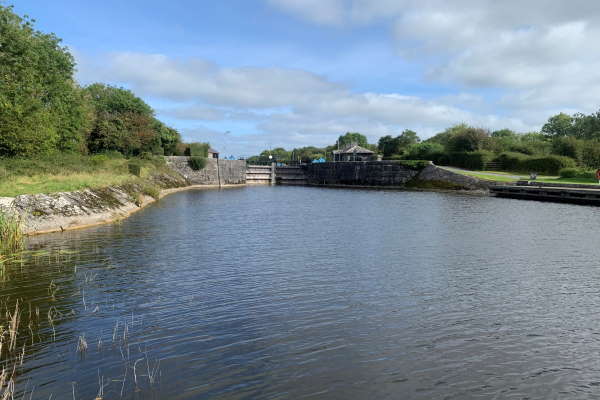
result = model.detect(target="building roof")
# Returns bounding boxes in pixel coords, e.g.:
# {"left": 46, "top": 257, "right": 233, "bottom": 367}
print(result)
{"left": 208, "top": 147, "right": 219, "bottom": 154}
{"left": 332, "top": 145, "right": 375, "bottom": 154}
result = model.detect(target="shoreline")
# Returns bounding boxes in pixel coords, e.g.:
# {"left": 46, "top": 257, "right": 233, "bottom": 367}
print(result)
{"left": 6, "top": 183, "right": 245, "bottom": 237}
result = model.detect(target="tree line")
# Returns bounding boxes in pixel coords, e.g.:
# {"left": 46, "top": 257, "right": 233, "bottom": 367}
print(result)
{"left": 0, "top": 5, "right": 196, "bottom": 158}
{"left": 250, "top": 111, "right": 600, "bottom": 175}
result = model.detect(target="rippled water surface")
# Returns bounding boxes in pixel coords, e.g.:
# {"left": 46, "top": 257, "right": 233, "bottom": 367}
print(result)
{"left": 4, "top": 185, "right": 600, "bottom": 399}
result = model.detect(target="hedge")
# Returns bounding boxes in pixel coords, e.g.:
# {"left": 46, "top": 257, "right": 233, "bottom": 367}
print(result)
{"left": 492, "top": 152, "right": 576, "bottom": 175}
{"left": 559, "top": 168, "right": 596, "bottom": 179}
{"left": 520, "top": 155, "right": 576, "bottom": 175}
{"left": 446, "top": 151, "right": 494, "bottom": 170}
{"left": 494, "top": 152, "right": 530, "bottom": 171}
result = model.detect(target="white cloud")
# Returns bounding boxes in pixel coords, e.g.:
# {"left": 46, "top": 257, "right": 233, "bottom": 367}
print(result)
{"left": 267, "top": 0, "right": 600, "bottom": 115}
{"left": 78, "top": 51, "right": 531, "bottom": 155}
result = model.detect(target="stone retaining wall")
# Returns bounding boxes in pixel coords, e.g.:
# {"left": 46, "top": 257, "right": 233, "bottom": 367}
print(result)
{"left": 166, "top": 157, "right": 246, "bottom": 185}
{"left": 303, "top": 162, "right": 488, "bottom": 190}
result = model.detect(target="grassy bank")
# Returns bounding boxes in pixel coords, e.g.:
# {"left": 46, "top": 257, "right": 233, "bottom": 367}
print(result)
{"left": 450, "top": 168, "right": 600, "bottom": 185}
{"left": 0, "top": 153, "right": 171, "bottom": 197}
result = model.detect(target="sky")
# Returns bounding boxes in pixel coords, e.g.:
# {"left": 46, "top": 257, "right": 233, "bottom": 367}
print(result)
{"left": 12, "top": 0, "right": 600, "bottom": 157}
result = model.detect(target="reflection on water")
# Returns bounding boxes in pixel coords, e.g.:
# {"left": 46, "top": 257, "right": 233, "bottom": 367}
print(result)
{"left": 3, "top": 185, "right": 600, "bottom": 399}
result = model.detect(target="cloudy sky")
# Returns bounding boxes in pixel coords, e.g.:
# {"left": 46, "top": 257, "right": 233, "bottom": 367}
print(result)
{"left": 14, "top": 0, "right": 600, "bottom": 156}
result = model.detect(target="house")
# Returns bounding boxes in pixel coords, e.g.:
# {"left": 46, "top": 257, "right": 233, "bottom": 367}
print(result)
{"left": 208, "top": 148, "right": 219, "bottom": 159}
{"left": 332, "top": 144, "right": 376, "bottom": 162}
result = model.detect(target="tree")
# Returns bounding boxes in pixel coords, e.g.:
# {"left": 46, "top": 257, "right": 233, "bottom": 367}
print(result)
{"left": 447, "top": 126, "right": 489, "bottom": 152}
{"left": 337, "top": 132, "right": 368, "bottom": 148}
{"left": 0, "top": 5, "right": 88, "bottom": 156}
{"left": 541, "top": 113, "right": 574, "bottom": 137}
{"left": 378, "top": 136, "right": 399, "bottom": 158}
{"left": 85, "top": 83, "right": 160, "bottom": 155}
{"left": 397, "top": 129, "right": 420, "bottom": 149}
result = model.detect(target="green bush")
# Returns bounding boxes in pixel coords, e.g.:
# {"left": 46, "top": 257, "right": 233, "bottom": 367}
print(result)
{"left": 128, "top": 161, "right": 142, "bottom": 176}
{"left": 397, "top": 160, "right": 430, "bottom": 170}
{"left": 493, "top": 152, "right": 530, "bottom": 171}
{"left": 520, "top": 155, "right": 576, "bottom": 175}
{"left": 189, "top": 142, "right": 209, "bottom": 157}
{"left": 447, "top": 151, "right": 494, "bottom": 170}
{"left": 188, "top": 156, "right": 207, "bottom": 170}
{"left": 581, "top": 141, "right": 600, "bottom": 169}
{"left": 141, "top": 184, "right": 160, "bottom": 200}
{"left": 90, "top": 154, "right": 109, "bottom": 165}
{"left": 559, "top": 168, "right": 595, "bottom": 179}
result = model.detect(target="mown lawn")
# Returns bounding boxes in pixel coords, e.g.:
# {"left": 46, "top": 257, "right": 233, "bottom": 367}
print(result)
{"left": 451, "top": 169, "right": 600, "bottom": 186}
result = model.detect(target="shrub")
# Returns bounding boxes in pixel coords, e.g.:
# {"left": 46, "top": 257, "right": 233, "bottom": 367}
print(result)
{"left": 397, "top": 160, "right": 430, "bottom": 170}
{"left": 447, "top": 151, "right": 494, "bottom": 170}
{"left": 559, "top": 167, "right": 578, "bottom": 178}
{"left": 559, "top": 168, "right": 595, "bottom": 179}
{"left": 141, "top": 184, "right": 160, "bottom": 200}
{"left": 90, "top": 154, "right": 109, "bottom": 165}
{"left": 188, "top": 156, "right": 207, "bottom": 171}
{"left": 520, "top": 155, "right": 576, "bottom": 175}
{"left": 189, "top": 142, "right": 209, "bottom": 157}
{"left": 493, "top": 152, "right": 530, "bottom": 171}
{"left": 581, "top": 141, "right": 600, "bottom": 169}
{"left": 404, "top": 142, "right": 445, "bottom": 161}
{"left": 128, "top": 161, "right": 142, "bottom": 176}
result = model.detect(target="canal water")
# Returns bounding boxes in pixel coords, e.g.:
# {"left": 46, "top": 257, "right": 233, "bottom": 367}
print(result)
{"left": 4, "top": 185, "right": 600, "bottom": 399}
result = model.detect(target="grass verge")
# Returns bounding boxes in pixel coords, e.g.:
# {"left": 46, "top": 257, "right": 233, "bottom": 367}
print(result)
{"left": 0, "top": 153, "right": 170, "bottom": 197}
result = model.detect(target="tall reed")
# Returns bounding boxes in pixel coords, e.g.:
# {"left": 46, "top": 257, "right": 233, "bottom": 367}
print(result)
{"left": 0, "top": 211, "right": 24, "bottom": 256}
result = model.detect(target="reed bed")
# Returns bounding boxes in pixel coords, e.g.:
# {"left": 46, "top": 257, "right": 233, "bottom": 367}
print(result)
{"left": 0, "top": 212, "right": 24, "bottom": 257}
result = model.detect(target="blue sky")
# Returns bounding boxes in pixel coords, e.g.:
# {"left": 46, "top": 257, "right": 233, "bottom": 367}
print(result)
{"left": 12, "top": 0, "right": 600, "bottom": 156}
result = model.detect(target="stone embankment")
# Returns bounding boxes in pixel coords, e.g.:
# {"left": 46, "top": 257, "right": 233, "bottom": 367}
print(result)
{"left": 0, "top": 159, "right": 491, "bottom": 236}
{"left": 303, "top": 162, "right": 488, "bottom": 191}
{"left": 0, "top": 172, "right": 192, "bottom": 235}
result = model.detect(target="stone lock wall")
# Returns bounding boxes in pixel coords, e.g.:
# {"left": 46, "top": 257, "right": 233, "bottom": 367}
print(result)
{"left": 304, "top": 161, "right": 420, "bottom": 186}
{"left": 166, "top": 157, "right": 246, "bottom": 185}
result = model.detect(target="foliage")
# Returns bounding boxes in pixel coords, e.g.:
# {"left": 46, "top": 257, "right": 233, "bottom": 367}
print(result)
{"left": 189, "top": 142, "right": 209, "bottom": 157}
{"left": 580, "top": 141, "right": 600, "bottom": 169}
{"left": 541, "top": 113, "right": 574, "bottom": 137}
{"left": 559, "top": 168, "right": 595, "bottom": 179}
{"left": 447, "top": 151, "right": 494, "bottom": 170}
{"left": 520, "top": 155, "right": 576, "bottom": 175}
{"left": 447, "top": 126, "right": 490, "bottom": 152}
{"left": 551, "top": 136, "right": 582, "bottom": 160}
{"left": 494, "top": 152, "right": 530, "bottom": 171}
{"left": 378, "top": 130, "right": 420, "bottom": 158}
{"left": 396, "top": 160, "right": 430, "bottom": 170}
{"left": 0, "top": 211, "right": 24, "bottom": 256}
{"left": 188, "top": 156, "right": 207, "bottom": 170}
{"left": 403, "top": 142, "right": 444, "bottom": 161}
{"left": 337, "top": 132, "right": 368, "bottom": 148}
{"left": 128, "top": 161, "right": 142, "bottom": 176}
{"left": 0, "top": 5, "right": 89, "bottom": 156}
{"left": 0, "top": 5, "right": 182, "bottom": 158}
{"left": 85, "top": 83, "right": 162, "bottom": 155}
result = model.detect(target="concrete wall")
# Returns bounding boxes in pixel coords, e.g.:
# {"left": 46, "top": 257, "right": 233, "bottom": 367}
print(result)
{"left": 304, "top": 161, "right": 420, "bottom": 186}
{"left": 166, "top": 156, "right": 246, "bottom": 185}
{"left": 303, "top": 162, "right": 488, "bottom": 190}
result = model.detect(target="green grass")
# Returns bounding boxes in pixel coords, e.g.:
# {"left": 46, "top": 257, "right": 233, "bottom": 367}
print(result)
{"left": 451, "top": 171, "right": 518, "bottom": 182}
{"left": 0, "top": 153, "right": 167, "bottom": 197}
{"left": 450, "top": 168, "right": 600, "bottom": 186}
{"left": 0, "top": 211, "right": 24, "bottom": 257}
